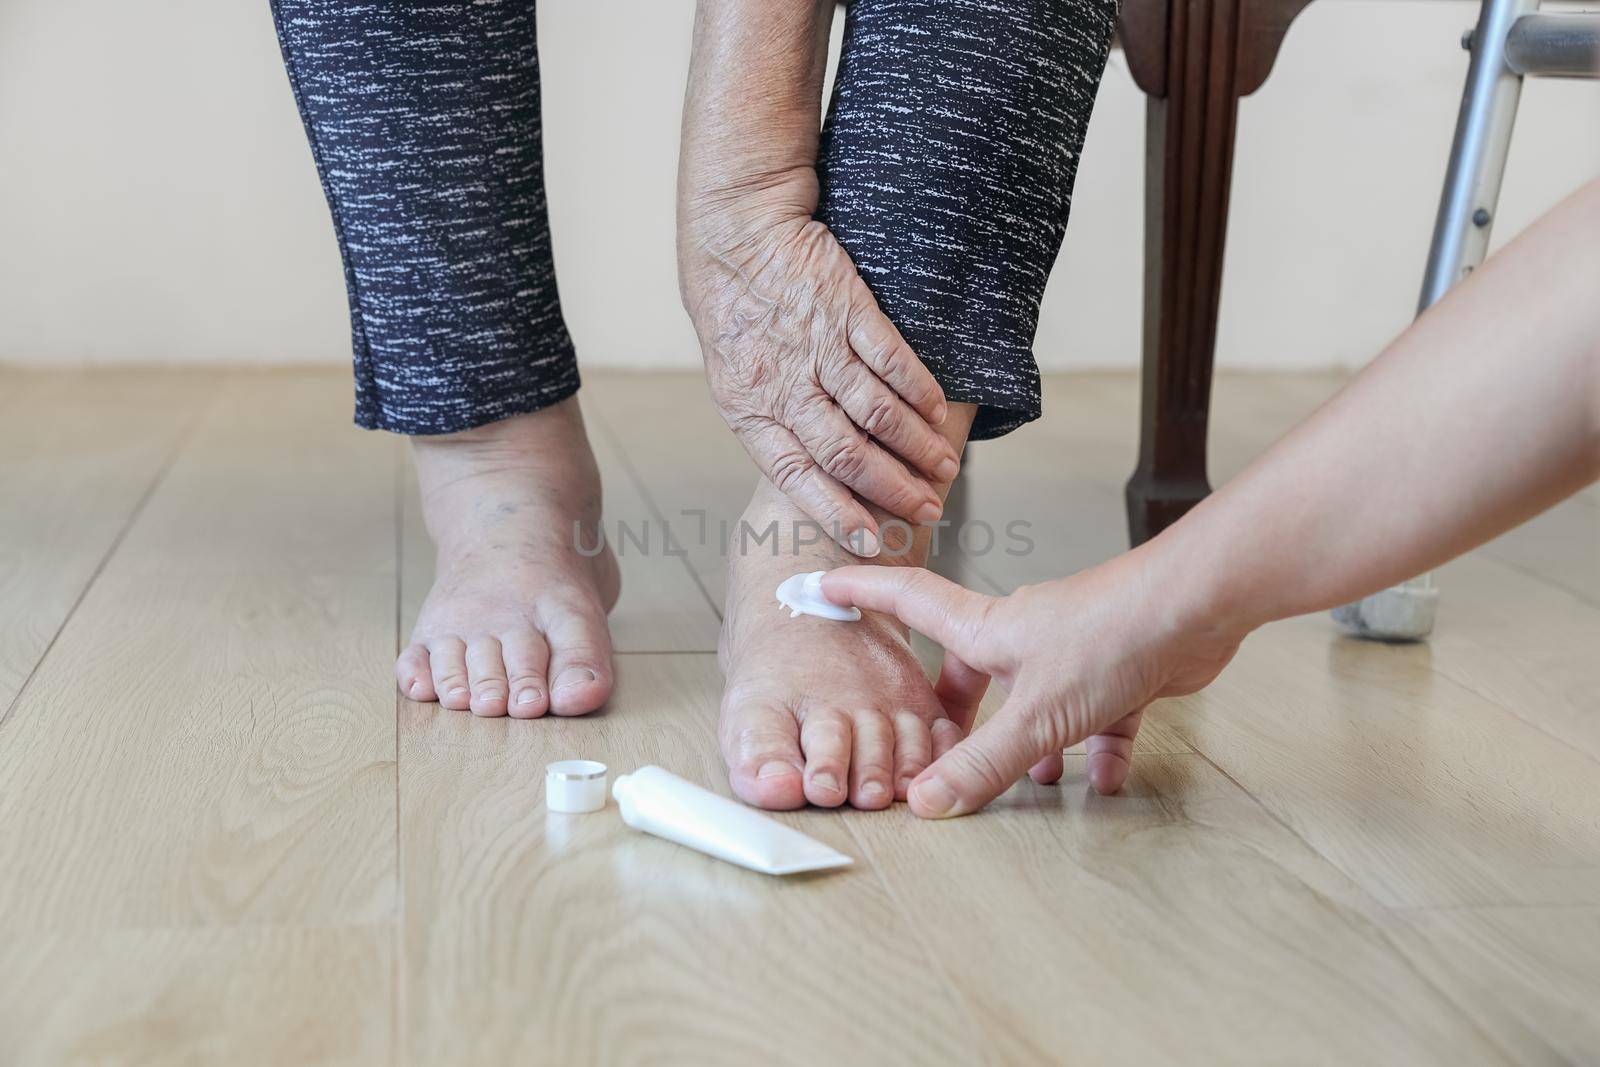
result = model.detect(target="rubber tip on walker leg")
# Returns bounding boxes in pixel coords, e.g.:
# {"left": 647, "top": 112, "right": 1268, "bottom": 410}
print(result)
{"left": 1332, "top": 577, "right": 1438, "bottom": 642}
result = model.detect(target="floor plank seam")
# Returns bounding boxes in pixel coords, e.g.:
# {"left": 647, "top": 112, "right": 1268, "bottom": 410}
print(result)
{"left": 0, "top": 373, "right": 220, "bottom": 734}
{"left": 6, "top": 370, "right": 1592, "bottom": 1062}
{"left": 584, "top": 400, "right": 727, "bottom": 623}
{"left": 1425, "top": 658, "right": 1600, "bottom": 772}
{"left": 1476, "top": 547, "right": 1600, "bottom": 611}
{"left": 1180, "top": 747, "right": 1525, "bottom": 1060}
{"left": 391, "top": 432, "right": 404, "bottom": 1067}
{"left": 1387, "top": 900, "right": 1600, "bottom": 915}
{"left": 836, "top": 820, "right": 989, "bottom": 1054}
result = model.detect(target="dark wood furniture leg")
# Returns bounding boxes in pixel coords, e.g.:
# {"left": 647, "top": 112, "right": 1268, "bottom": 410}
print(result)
{"left": 1117, "top": 0, "right": 1314, "bottom": 545}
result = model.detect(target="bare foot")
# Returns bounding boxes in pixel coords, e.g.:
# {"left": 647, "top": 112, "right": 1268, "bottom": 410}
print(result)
{"left": 396, "top": 398, "right": 621, "bottom": 718}
{"left": 718, "top": 408, "right": 977, "bottom": 810}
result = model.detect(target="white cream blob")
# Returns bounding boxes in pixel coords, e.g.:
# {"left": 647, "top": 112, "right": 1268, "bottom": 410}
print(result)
{"left": 775, "top": 570, "right": 861, "bottom": 621}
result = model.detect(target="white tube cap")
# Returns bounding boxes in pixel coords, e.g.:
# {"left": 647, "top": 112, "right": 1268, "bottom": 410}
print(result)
{"left": 546, "top": 759, "right": 608, "bottom": 813}
{"left": 775, "top": 570, "right": 861, "bottom": 621}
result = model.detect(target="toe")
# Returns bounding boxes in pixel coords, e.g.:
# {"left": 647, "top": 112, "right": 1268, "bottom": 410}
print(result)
{"left": 891, "top": 711, "right": 934, "bottom": 800}
{"left": 396, "top": 644, "right": 436, "bottom": 702}
{"left": 719, "top": 694, "right": 806, "bottom": 810}
{"left": 848, "top": 709, "right": 894, "bottom": 809}
{"left": 798, "top": 707, "right": 852, "bottom": 808}
{"left": 542, "top": 597, "right": 614, "bottom": 716}
{"left": 465, "top": 636, "right": 509, "bottom": 717}
{"left": 500, "top": 628, "right": 551, "bottom": 719}
{"left": 428, "top": 637, "right": 471, "bottom": 711}
{"left": 931, "top": 717, "right": 964, "bottom": 761}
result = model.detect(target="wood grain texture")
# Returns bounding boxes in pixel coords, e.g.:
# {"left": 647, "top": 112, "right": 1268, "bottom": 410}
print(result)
{"left": 1426, "top": 552, "right": 1600, "bottom": 763}
{"left": 1169, "top": 614, "right": 1600, "bottom": 909}
{"left": 847, "top": 754, "right": 1504, "bottom": 1064}
{"left": 581, "top": 372, "right": 759, "bottom": 611}
{"left": 0, "top": 370, "right": 220, "bottom": 709}
{"left": 1385, "top": 905, "right": 1600, "bottom": 1064}
{"left": 0, "top": 373, "right": 396, "bottom": 932}
{"left": 2, "top": 369, "right": 1595, "bottom": 1064}
{"left": 0, "top": 927, "right": 390, "bottom": 1067}
{"left": 397, "top": 653, "right": 980, "bottom": 1066}
{"left": 1478, "top": 492, "right": 1600, "bottom": 607}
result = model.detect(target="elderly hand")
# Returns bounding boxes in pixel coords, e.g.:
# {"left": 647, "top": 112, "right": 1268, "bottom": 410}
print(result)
{"left": 680, "top": 195, "right": 960, "bottom": 556}
{"left": 819, "top": 554, "right": 1245, "bottom": 817}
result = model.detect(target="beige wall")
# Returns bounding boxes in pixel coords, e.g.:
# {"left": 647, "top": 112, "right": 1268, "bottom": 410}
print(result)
{"left": 1, "top": 0, "right": 1596, "bottom": 372}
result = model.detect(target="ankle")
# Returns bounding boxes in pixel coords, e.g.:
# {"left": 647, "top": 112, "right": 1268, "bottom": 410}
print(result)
{"left": 413, "top": 400, "right": 587, "bottom": 458}
{"left": 740, "top": 482, "right": 942, "bottom": 569}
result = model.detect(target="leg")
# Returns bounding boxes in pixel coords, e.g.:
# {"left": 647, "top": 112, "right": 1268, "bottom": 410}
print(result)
{"left": 718, "top": 0, "right": 1120, "bottom": 809}
{"left": 1334, "top": 0, "right": 1533, "bottom": 640}
{"left": 1124, "top": 93, "right": 1224, "bottom": 544}
{"left": 1121, "top": 0, "right": 1314, "bottom": 545}
{"left": 271, "top": 1, "right": 618, "bottom": 714}
{"left": 1419, "top": 0, "right": 1535, "bottom": 312}
{"left": 1123, "top": 16, "right": 1239, "bottom": 545}
{"left": 720, "top": 407, "right": 978, "bottom": 810}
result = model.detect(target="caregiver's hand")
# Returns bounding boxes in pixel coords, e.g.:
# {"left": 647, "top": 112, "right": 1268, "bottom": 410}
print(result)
{"left": 821, "top": 180, "right": 1600, "bottom": 815}
{"left": 820, "top": 557, "right": 1246, "bottom": 817}
{"left": 680, "top": 200, "right": 958, "bottom": 556}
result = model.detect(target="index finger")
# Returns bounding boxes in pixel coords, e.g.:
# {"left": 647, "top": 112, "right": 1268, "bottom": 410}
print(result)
{"left": 821, "top": 566, "right": 994, "bottom": 663}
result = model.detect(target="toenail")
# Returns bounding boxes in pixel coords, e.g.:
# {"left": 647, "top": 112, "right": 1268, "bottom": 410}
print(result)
{"left": 861, "top": 780, "right": 888, "bottom": 801}
{"left": 516, "top": 688, "right": 542, "bottom": 706}
{"left": 553, "top": 667, "right": 597, "bottom": 691}
{"left": 910, "top": 777, "right": 958, "bottom": 818}
{"left": 757, "top": 761, "right": 795, "bottom": 780}
{"left": 447, "top": 686, "right": 469, "bottom": 700}
{"left": 811, "top": 771, "right": 841, "bottom": 795}
{"left": 477, "top": 689, "right": 504, "bottom": 702}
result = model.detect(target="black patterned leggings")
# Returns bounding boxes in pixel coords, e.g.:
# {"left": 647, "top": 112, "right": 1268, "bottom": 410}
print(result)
{"left": 270, "top": 0, "right": 1117, "bottom": 440}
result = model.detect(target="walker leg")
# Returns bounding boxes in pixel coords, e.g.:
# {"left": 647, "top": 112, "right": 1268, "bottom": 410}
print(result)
{"left": 1333, "top": 0, "right": 1533, "bottom": 641}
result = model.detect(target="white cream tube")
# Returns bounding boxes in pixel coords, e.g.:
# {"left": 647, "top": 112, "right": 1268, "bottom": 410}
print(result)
{"left": 612, "top": 765, "right": 853, "bottom": 875}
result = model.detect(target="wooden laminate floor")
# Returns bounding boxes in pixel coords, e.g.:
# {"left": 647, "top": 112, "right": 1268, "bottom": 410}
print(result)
{"left": 1, "top": 368, "right": 1596, "bottom": 1066}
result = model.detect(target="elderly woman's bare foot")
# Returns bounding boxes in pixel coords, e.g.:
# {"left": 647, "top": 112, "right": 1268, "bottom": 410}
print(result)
{"left": 717, "top": 406, "right": 976, "bottom": 809}
{"left": 718, "top": 483, "right": 960, "bottom": 809}
{"left": 396, "top": 398, "right": 620, "bottom": 718}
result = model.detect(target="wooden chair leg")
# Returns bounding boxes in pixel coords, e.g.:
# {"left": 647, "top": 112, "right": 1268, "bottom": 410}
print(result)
{"left": 1118, "top": 0, "right": 1314, "bottom": 546}
{"left": 1124, "top": 83, "right": 1231, "bottom": 546}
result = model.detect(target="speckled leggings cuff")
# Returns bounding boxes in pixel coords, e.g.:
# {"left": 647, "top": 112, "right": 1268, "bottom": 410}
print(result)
{"left": 270, "top": 0, "right": 578, "bottom": 434}
{"left": 820, "top": 0, "right": 1119, "bottom": 440}
{"left": 271, "top": 0, "right": 1116, "bottom": 440}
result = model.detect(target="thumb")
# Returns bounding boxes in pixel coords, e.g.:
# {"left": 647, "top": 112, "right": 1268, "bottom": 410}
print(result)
{"left": 906, "top": 697, "right": 1058, "bottom": 819}
{"left": 820, "top": 566, "right": 996, "bottom": 665}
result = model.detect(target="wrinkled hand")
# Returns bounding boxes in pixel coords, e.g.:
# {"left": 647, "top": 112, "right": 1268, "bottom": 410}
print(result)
{"left": 820, "top": 555, "right": 1245, "bottom": 817}
{"left": 681, "top": 214, "right": 960, "bottom": 556}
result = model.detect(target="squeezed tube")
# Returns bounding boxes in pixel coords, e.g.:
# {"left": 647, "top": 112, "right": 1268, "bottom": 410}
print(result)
{"left": 612, "top": 765, "right": 853, "bottom": 875}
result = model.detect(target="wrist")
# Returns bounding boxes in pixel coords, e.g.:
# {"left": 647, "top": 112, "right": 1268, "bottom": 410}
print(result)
{"left": 1133, "top": 500, "right": 1263, "bottom": 649}
{"left": 679, "top": 164, "right": 817, "bottom": 256}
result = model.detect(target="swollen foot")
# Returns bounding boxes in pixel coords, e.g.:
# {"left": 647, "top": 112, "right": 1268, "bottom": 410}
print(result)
{"left": 396, "top": 398, "right": 621, "bottom": 718}
{"left": 717, "top": 480, "right": 970, "bottom": 810}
